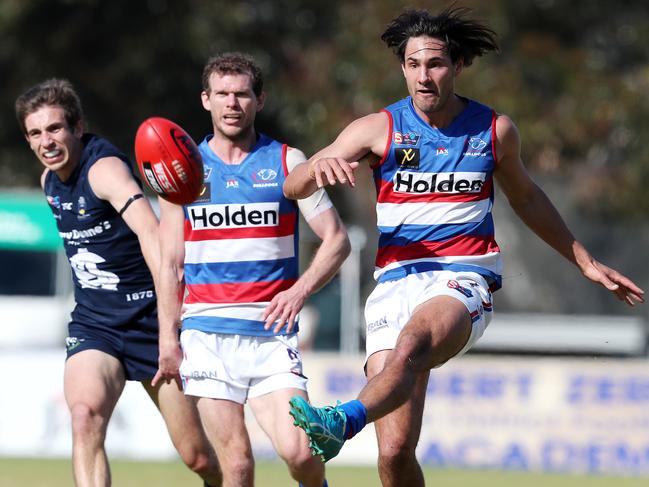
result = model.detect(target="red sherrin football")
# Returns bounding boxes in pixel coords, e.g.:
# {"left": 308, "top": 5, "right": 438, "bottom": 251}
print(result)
{"left": 134, "top": 117, "right": 204, "bottom": 205}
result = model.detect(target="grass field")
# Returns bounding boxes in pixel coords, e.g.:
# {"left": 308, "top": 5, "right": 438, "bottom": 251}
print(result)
{"left": 0, "top": 458, "right": 646, "bottom": 487}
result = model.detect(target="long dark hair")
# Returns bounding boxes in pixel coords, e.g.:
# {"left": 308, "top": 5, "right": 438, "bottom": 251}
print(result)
{"left": 381, "top": 6, "right": 499, "bottom": 66}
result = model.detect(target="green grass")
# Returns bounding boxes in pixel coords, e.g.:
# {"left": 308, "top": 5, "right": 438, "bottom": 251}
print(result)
{"left": 0, "top": 458, "right": 646, "bottom": 487}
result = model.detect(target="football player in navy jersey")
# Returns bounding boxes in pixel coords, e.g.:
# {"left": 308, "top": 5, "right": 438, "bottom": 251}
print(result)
{"left": 283, "top": 7, "right": 645, "bottom": 486}
{"left": 15, "top": 78, "right": 221, "bottom": 487}
{"left": 156, "top": 53, "right": 349, "bottom": 487}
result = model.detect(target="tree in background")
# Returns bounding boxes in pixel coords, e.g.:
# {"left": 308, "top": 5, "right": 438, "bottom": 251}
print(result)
{"left": 1, "top": 0, "right": 647, "bottom": 314}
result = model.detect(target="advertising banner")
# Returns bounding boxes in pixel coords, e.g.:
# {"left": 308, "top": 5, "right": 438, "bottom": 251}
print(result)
{"left": 1, "top": 351, "right": 648, "bottom": 476}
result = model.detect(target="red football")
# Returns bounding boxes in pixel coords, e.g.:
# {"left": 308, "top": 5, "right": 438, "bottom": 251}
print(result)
{"left": 134, "top": 117, "right": 204, "bottom": 205}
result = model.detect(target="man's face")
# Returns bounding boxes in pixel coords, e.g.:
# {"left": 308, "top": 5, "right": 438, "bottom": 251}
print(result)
{"left": 401, "top": 36, "right": 463, "bottom": 116}
{"left": 201, "top": 71, "right": 264, "bottom": 140}
{"left": 24, "top": 105, "right": 82, "bottom": 177}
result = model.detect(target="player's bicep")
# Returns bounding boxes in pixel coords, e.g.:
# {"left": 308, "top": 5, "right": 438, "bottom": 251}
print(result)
{"left": 493, "top": 115, "right": 537, "bottom": 205}
{"left": 311, "top": 112, "right": 389, "bottom": 163}
{"left": 89, "top": 157, "right": 143, "bottom": 210}
{"left": 89, "top": 157, "right": 157, "bottom": 234}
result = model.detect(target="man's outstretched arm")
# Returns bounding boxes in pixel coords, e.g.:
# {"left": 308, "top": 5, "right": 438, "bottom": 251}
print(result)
{"left": 494, "top": 114, "right": 644, "bottom": 306}
{"left": 283, "top": 112, "right": 389, "bottom": 199}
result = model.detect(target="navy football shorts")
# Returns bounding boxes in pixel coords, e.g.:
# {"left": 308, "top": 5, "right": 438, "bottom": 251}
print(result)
{"left": 65, "top": 307, "right": 162, "bottom": 381}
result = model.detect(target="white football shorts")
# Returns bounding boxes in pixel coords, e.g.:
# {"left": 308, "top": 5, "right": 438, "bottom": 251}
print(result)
{"left": 180, "top": 330, "right": 307, "bottom": 404}
{"left": 364, "top": 270, "right": 494, "bottom": 364}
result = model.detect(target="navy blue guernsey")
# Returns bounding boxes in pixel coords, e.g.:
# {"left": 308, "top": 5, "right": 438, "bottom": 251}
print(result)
{"left": 44, "top": 134, "right": 156, "bottom": 330}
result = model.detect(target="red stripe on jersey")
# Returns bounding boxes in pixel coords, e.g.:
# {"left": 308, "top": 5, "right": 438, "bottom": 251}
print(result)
{"left": 185, "top": 279, "right": 297, "bottom": 304}
{"left": 491, "top": 110, "right": 499, "bottom": 166}
{"left": 185, "top": 212, "right": 297, "bottom": 241}
{"left": 281, "top": 144, "right": 289, "bottom": 176}
{"left": 376, "top": 177, "right": 493, "bottom": 204}
{"left": 375, "top": 235, "right": 501, "bottom": 267}
{"left": 370, "top": 109, "right": 394, "bottom": 170}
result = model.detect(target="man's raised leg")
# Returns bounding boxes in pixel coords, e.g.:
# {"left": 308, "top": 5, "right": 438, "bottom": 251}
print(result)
{"left": 290, "top": 295, "right": 472, "bottom": 463}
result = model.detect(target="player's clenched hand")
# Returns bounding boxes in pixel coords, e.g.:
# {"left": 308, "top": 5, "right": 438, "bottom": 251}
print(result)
{"left": 581, "top": 259, "right": 645, "bottom": 306}
{"left": 307, "top": 158, "right": 360, "bottom": 188}
{"left": 152, "top": 339, "right": 183, "bottom": 387}
{"left": 263, "top": 285, "right": 309, "bottom": 334}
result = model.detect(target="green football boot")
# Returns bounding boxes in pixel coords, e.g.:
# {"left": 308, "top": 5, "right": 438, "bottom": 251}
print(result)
{"left": 289, "top": 396, "right": 347, "bottom": 462}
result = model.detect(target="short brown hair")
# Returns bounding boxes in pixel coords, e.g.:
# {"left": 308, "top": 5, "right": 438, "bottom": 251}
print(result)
{"left": 201, "top": 52, "right": 263, "bottom": 96}
{"left": 15, "top": 78, "right": 84, "bottom": 134}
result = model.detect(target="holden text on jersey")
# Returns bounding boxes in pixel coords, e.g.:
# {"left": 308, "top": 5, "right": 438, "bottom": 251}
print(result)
{"left": 188, "top": 202, "right": 280, "bottom": 229}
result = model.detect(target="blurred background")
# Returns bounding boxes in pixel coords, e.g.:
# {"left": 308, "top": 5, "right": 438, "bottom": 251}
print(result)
{"left": 1, "top": 0, "right": 649, "bottom": 481}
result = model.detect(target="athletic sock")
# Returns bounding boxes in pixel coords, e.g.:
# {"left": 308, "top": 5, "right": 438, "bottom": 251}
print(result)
{"left": 299, "top": 481, "right": 328, "bottom": 487}
{"left": 340, "top": 399, "right": 367, "bottom": 439}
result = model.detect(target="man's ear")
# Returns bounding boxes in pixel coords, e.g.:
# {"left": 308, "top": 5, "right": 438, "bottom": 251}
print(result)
{"left": 73, "top": 120, "right": 84, "bottom": 138}
{"left": 201, "top": 90, "right": 211, "bottom": 111}
{"left": 454, "top": 58, "right": 464, "bottom": 76}
{"left": 256, "top": 91, "right": 266, "bottom": 112}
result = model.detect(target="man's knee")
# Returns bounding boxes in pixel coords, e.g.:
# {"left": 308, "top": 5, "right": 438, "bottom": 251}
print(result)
{"left": 69, "top": 402, "right": 107, "bottom": 438}
{"left": 378, "top": 439, "right": 418, "bottom": 472}
{"left": 174, "top": 438, "right": 218, "bottom": 474}
{"left": 181, "top": 448, "right": 211, "bottom": 475}
{"left": 385, "top": 337, "right": 425, "bottom": 382}
{"left": 221, "top": 455, "right": 254, "bottom": 480}
{"left": 282, "top": 444, "right": 321, "bottom": 474}
{"left": 393, "top": 325, "right": 460, "bottom": 370}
